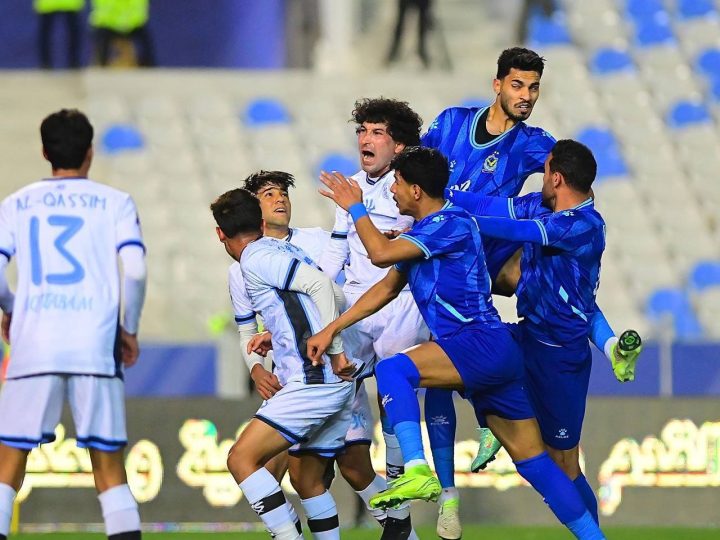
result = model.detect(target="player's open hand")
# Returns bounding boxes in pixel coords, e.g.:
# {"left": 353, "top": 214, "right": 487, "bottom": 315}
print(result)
{"left": 1, "top": 312, "right": 11, "bottom": 344}
{"left": 250, "top": 364, "right": 282, "bottom": 400}
{"left": 329, "top": 351, "right": 357, "bottom": 382}
{"left": 120, "top": 329, "right": 140, "bottom": 368}
{"left": 318, "top": 171, "right": 363, "bottom": 212}
{"left": 247, "top": 331, "right": 273, "bottom": 357}
{"left": 307, "top": 329, "right": 333, "bottom": 365}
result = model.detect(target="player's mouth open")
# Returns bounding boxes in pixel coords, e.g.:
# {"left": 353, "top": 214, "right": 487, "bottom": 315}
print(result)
{"left": 274, "top": 207, "right": 287, "bottom": 213}
{"left": 362, "top": 150, "right": 375, "bottom": 161}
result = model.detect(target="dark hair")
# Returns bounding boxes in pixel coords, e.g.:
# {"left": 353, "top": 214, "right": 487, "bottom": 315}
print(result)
{"left": 549, "top": 139, "right": 597, "bottom": 193}
{"left": 40, "top": 109, "right": 94, "bottom": 170}
{"left": 210, "top": 188, "right": 263, "bottom": 238}
{"left": 243, "top": 170, "right": 296, "bottom": 195}
{"left": 351, "top": 97, "right": 422, "bottom": 146}
{"left": 496, "top": 47, "right": 546, "bottom": 79}
{"left": 390, "top": 146, "right": 449, "bottom": 198}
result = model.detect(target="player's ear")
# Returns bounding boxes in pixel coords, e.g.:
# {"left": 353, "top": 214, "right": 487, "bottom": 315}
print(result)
{"left": 216, "top": 226, "right": 226, "bottom": 242}
{"left": 394, "top": 142, "right": 406, "bottom": 155}
{"left": 492, "top": 77, "right": 501, "bottom": 95}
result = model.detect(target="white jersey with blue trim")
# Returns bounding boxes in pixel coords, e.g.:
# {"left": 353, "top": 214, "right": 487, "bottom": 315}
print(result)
{"left": 240, "top": 236, "right": 342, "bottom": 386}
{"left": 320, "top": 170, "right": 414, "bottom": 293}
{"left": 228, "top": 227, "right": 330, "bottom": 328}
{"left": 0, "top": 178, "right": 144, "bottom": 379}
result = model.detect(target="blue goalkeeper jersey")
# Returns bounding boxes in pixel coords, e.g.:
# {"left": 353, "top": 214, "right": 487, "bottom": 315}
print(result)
{"left": 421, "top": 106, "right": 556, "bottom": 196}
{"left": 510, "top": 193, "right": 605, "bottom": 345}
{"left": 394, "top": 202, "right": 501, "bottom": 339}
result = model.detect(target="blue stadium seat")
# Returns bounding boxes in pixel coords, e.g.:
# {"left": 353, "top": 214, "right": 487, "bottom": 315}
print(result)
{"left": 634, "top": 19, "right": 675, "bottom": 47}
{"left": 590, "top": 48, "right": 635, "bottom": 75}
{"left": 646, "top": 287, "right": 704, "bottom": 339}
{"left": 101, "top": 124, "right": 145, "bottom": 154}
{"left": 243, "top": 97, "right": 291, "bottom": 127}
{"left": 695, "top": 47, "right": 720, "bottom": 78}
{"left": 626, "top": 0, "right": 665, "bottom": 22}
{"left": 576, "top": 126, "right": 628, "bottom": 178}
{"left": 689, "top": 261, "right": 720, "bottom": 291}
{"left": 711, "top": 77, "right": 720, "bottom": 102}
{"left": 677, "top": 0, "right": 716, "bottom": 20}
{"left": 316, "top": 152, "right": 357, "bottom": 178}
{"left": 527, "top": 14, "right": 572, "bottom": 46}
{"left": 666, "top": 100, "right": 712, "bottom": 128}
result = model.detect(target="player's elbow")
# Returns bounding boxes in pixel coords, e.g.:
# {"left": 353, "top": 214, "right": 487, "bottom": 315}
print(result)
{"left": 369, "top": 251, "right": 394, "bottom": 268}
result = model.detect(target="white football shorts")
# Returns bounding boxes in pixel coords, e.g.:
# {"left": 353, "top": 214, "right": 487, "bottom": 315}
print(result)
{"left": 0, "top": 375, "right": 127, "bottom": 451}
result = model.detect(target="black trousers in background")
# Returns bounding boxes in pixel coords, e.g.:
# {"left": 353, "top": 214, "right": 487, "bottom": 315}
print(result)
{"left": 94, "top": 26, "right": 156, "bottom": 67}
{"left": 387, "top": 0, "right": 432, "bottom": 67}
{"left": 38, "top": 11, "right": 81, "bottom": 69}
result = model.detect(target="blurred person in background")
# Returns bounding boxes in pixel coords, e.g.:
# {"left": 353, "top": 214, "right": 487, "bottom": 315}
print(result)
{"left": 0, "top": 109, "right": 147, "bottom": 540}
{"left": 34, "top": 0, "right": 85, "bottom": 69}
{"left": 386, "top": 0, "right": 433, "bottom": 68}
{"left": 90, "top": 0, "right": 155, "bottom": 67}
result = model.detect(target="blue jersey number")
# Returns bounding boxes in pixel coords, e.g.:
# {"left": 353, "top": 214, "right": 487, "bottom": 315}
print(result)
{"left": 30, "top": 215, "right": 85, "bottom": 286}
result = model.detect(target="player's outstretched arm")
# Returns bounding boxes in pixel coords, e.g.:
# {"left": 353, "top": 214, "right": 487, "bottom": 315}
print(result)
{"left": 307, "top": 268, "right": 407, "bottom": 363}
{"left": 476, "top": 216, "right": 546, "bottom": 244}
{"left": 319, "top": 171, "right": 423, "bottom": 266}
{"left": 445, "top": 188, "right": 511, "bottom": 217}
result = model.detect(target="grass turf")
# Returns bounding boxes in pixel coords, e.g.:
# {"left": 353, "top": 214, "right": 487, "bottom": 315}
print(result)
{"left": 10, "top": 527, "right": 720, "bottom": 539}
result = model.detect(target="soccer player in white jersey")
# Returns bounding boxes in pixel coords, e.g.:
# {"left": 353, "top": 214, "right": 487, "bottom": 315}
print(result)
{"left": 0, "top": 109, "right": 147, "bottom": 540}
{"left": 211, "top": 188, "right": 354, "bottom": 540}
{"left": 319, "top": 97, "right": 429, "bottom": 539}
{"left": 232, "top": 170, "right": 410, "bottom": 535}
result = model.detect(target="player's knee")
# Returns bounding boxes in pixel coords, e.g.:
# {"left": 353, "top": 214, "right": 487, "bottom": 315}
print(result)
{"left": 337, "top": 456, "right": 373, "bottom": 491}
{"left": 226, "top": 440, "right": 262, "bottom": 481}
{"left": 546, "top": 446, "right": 581, "bottom": 479}
{"left": 288, "top": 465, "right": 325, "bottom": 499}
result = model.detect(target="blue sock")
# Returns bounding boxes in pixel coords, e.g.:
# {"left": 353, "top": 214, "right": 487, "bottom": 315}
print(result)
{"left": 567, "top": 511, "right": 606, "bottom": 540}
{"left": 589, "top": 310, "right": 614, "bottom": 352}
{"left": 376, "top": 354, "right": 422, "bottom": 463}
{"left": 515, "top": 452, "right": 603, "bottom": 539}
{"left": 574, "top": 474, "right": 599, "bottom": 524}
{"left": 425, "top": 388, "right": 457, "bottom": 488}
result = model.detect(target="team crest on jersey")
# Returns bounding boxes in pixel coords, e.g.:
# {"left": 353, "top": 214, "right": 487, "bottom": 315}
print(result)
{"left": 482, "top": 151, "right": 499, "bottom": 173}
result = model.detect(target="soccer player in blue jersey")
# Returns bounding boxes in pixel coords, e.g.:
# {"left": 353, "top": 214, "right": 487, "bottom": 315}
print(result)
{"left": 420, "top": 47, "right": 640, "bottom": 537}
{"left": 447, "top": 139, "right": 608, "bottom": 524}
{"left": 309, "top": 147, "right": 606, "bottom": 540}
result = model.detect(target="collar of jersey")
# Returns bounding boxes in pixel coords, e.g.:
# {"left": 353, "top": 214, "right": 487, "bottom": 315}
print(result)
{"left": 572, "top": 197, "right": 594, "bottom": 210}
{"left": 365, "top": 169, "right": 392, "bottom": 186}
{"left": 469, "top": 107, "right": 520, "bottom": 150}
{"left": 42, "top": 176, "right": 87, "bottom": 181}
{"left": 285, "top": 228, "right": 294, "bottom": 242}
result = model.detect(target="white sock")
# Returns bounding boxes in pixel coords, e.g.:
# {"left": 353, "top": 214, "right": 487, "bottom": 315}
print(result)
{"left": 406, "top": 458, "right": 427, "bottom": 468}
{"left": 604, "top": 336, "right": 618, "bottom": 361}
{"left": 240, "top": 468, "right": 301, "bottom": 540}
{"left": 97, "top": 484, "right": 141, "bottom": 536}
{"left": 383, "top": 431, "right": 404, "bottom": 481}
{"left": 0, "top": 483, "right": 16, "bottom": 537}
{"left": 355, "top": 474, "right": 387, "bottom": 524}
{"left": 439, "top": 487, "right": 460, "bottom": 504}
{"left": 301, "top": 491, "right": 340, "bottom": 540}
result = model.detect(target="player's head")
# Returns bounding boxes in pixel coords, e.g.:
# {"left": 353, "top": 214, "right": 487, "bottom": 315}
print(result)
{"left": 352, "top": 97, "right": 423, "bottom": 177}
{"left": 40, "top": 109, "right": 94, "bottom": 171}
{"left": 243, "top": 170, "right": 295, "bottom": 234}
{"left": 493, "top": 47, "right": 545, "bottom": 123}
{"left": 542, "top": 139, "right": 597, "bottom": 205}
{"left": 389, "top": 146, "right": 449, "bottom": 216}
{"left": 210, "top": 188, "right": 263, "bottom": 260}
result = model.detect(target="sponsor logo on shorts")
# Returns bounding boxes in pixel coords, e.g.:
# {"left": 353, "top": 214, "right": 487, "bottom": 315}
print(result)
{"left": 556, "top": 428, "right": 569, "bottom": 439}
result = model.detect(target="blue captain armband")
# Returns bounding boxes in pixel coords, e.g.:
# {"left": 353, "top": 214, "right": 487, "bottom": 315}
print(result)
{"left": 348, "top": 203, "right": 369, "bottom": 222}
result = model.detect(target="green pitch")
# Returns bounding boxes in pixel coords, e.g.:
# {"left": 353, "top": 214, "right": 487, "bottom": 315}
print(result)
{"left": 11, "top": 527, "right": 719, "bottom": 539}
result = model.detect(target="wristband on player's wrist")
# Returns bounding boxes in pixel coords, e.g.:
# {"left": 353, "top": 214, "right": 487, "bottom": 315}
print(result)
{"left": 348, "top": 203, "right": 368, "bottom": 222}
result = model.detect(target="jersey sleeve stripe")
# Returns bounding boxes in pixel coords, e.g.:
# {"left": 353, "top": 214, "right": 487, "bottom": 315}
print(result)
{"left": 533, "top": 220, "right": 548, "bottom": 245}
{"left": 0, "top": 248, "right": 12, "bottom": 261}
{"left": 508, "top": 198, "right": 517, "bottom": 220}
{"left": 117, "top": 239, "right": 146, "bottom": 253}
{"left": 283, "top": 258, "right": 300, "bottom": 290}
{"left": 234, "top": 313, "right": 256, "bottom": 324}
{"left": 331, "top": 232, "right": 348, "bottom": 239}
{"left": 398, "top": 233, "right": 432, "bottom": 259}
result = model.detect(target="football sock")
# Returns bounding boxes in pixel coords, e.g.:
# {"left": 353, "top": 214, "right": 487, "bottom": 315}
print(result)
{"left": 355, "top": 474, "right": 388, "bottom": 525}
{"left": 425, "top": 388, "right": 457, "bottom": 489}
{"left": 98, "top": 484, "right": 141, "bottom": 538}
{"left": 0, "top": 483, "right": 16, "bottom": 538}
{"left": 376, "top": 354, "right": 423, "bottom": 463}
{"left": 240, "top": 468, "right": 301, "bottom": 540}
{"left": 574, "top": 474, "right": 599, "bottom": 524}
{"left": 301, "top": 491, "right": 340, "bottom": 540}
